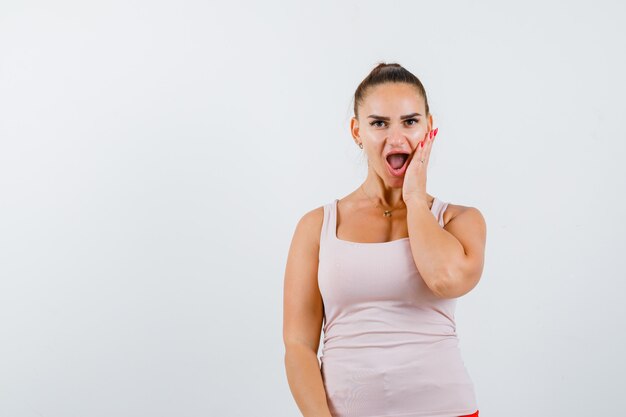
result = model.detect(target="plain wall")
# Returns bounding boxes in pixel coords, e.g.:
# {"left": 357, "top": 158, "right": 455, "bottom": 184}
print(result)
{"left": 1, "top": 1, "right": 625, "bottom": 416}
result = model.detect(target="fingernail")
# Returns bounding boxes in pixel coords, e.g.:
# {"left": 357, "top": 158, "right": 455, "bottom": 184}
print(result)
{"left": 434, "top": 127, "right": 438, "bottom": 136}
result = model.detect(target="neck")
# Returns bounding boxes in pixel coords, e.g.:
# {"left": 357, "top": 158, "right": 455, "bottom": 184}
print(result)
{"left": 361, "top": 175, "right": 404, "bottom": 209}
{"left": 361, "top": 171, "right": 432, "bottom": 209}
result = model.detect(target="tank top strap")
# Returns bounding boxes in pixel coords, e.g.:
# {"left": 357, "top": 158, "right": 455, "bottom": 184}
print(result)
{"left": 320, "top": 200, "right": 336, "bottom": 247}
{"left": 431, "top": 196, "right": 450, "bottom": 227}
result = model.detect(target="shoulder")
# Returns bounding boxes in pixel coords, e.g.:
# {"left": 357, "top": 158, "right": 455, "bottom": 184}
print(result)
{"left": 443, "top": 202, "right": 486, "bottom": 228}
{"left": 438, "top": 203, "right": 487, "bottom": 296}
{"left": 442, "top": 202, "right": 487, "bottom": 245}
{"left": 291, "top": 204, "right": 326, "bottom": 250}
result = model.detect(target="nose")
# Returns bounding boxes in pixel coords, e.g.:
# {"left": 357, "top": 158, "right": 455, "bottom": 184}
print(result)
{"left": 387, "top": 126, "right": 409, "bottom": 146}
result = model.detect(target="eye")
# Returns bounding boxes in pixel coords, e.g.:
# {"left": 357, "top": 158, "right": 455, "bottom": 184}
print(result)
{"left": 369, "top": 120, "right": 386, "bottom": 128}
{"left": 405, "top": 118, "right": 419, "bottom": 126}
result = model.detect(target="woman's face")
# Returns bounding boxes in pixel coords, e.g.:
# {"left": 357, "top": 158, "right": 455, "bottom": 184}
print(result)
{"left": 351, "top": 82, "right": 432, "bottom": 187}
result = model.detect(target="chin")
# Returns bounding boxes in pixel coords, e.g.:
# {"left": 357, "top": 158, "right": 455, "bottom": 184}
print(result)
{"left": 384, "top": 175, "right": 404, "bottom": 187}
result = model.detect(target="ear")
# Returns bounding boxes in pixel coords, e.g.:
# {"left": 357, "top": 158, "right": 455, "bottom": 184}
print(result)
{"left": 350, "top": 117, "right": 360, "bottom": 141}
{"left": 427, "top": 113, "right": 434, "bottom": 131}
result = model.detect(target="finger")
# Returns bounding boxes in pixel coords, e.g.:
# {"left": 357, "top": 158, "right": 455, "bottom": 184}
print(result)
{"left": 423, "top": 143, "right": 431, "bottom": 168}
{"left": 424, "top": 130, "right": 435, "bottom": 155}
{"left": 410, "top": 137, "right": 424, "bottom": 163}
{"left": 415, "top": 132, "right": 427, "bottom": 153}
{"left": 424, "top": 131, "right": 435, "bottom": 156}
{"left": 416, "top": 138, "right": 425, "bottom": 167}
{"left": 418, "top": 134, "right": 430, "bottom": 167}
{"left": 416, "top": 131, "right": 428, "bottom": 151}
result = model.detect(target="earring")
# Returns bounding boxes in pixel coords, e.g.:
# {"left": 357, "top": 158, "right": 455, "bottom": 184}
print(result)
{"left": 358, "top": 143, "right": 363, "bottom": 149}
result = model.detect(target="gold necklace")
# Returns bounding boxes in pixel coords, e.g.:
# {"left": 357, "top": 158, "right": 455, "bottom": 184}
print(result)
{"left": 359, "top": 184, "right": 406, "bottom": 217}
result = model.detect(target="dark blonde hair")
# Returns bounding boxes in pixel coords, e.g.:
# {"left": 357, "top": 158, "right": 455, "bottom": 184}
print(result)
{"left": 353, "top": 62, "right": 430, "bottom": 120}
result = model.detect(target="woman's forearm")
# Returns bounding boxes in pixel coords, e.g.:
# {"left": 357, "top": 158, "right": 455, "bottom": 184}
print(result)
{"left": 284, "top": 344, "right": 333, "bottom": 417}
{"left": 406, "top": 196, "right": 464, "bottom": 297}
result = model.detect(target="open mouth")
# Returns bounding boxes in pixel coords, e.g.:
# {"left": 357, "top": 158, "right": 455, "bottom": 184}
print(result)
{"left": 385, "top": 152, "right": 410, "bottom": 177}
{"left": 386, "top": 153, "right": 409, "bottom": 169}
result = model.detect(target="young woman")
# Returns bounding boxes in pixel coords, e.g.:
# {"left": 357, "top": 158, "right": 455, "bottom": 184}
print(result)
{"left": 283, "top": 62, "right": 486, "bottom": 417}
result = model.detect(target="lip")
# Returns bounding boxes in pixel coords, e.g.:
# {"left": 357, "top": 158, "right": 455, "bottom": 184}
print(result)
{"left": 385, "top": 149, "right": 411, "bottom": 158}
{"left": 384, "top": 152, "right": 410, "bottom": 177}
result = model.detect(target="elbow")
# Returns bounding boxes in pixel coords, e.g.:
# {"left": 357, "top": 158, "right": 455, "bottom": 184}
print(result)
{"left": 433, "top": 264, "right": 482, "bottom": 299}
{"left": 431, "top": 265, "right": 459, "bottom": 299}
{"left": 431, "top": 277, "right": 452, "bottom": 299}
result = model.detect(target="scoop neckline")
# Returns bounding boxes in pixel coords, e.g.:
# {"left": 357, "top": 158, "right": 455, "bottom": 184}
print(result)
{"left": 332, "top": 197, "right": 438, "bottom": 245}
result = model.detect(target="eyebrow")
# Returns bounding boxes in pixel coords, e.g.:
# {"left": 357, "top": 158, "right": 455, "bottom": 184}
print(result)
{"left": 367, "top": 113, "right": 422, "bottom": 121}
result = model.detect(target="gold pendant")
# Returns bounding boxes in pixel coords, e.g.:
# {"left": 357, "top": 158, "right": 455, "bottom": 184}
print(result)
{"left": 384, "top": 210, "right": 392, "bottom": 217}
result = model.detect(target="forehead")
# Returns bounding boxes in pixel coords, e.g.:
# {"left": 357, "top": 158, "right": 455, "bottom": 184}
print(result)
{"left": 362, "top": 83, "right": 424, "bottom": 113}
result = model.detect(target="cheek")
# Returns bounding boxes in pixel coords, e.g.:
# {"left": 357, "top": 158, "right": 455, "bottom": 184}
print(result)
{"left": 412, "top": 129, "right": 425, "bottom": 139}
{"left": 411, "top": 131, "right": 426, "bottom": 148}
{"left": 370, "top": 131, "right": 387, "bottom": 140}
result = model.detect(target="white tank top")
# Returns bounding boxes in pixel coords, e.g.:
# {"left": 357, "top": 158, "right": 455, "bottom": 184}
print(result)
{"left": 318, "top": 197, "right": 479, "bottom": 417}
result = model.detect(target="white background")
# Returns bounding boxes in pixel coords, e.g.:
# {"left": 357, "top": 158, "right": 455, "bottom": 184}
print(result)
{"left": 1, "top": 1, "right": 625, "bottom": 416}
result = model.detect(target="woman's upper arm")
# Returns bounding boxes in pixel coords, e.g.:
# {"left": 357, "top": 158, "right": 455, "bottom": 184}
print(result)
{"left": 442, "top": 205, "right": 487, "bottom": 296}
{"left": 283, "top": 206, "right": 325, "bottom": 353}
